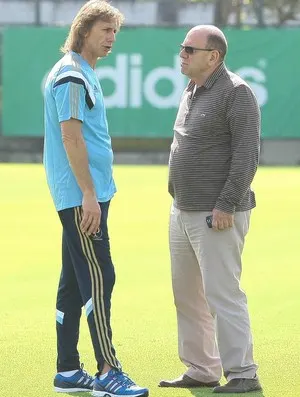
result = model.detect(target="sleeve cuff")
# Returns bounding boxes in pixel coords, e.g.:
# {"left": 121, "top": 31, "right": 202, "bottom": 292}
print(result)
{"left": 58, "top": 114, "right": 84, "bottom": 123}
{"left": 214, "top": 199, "right": 236, "bottom": 214}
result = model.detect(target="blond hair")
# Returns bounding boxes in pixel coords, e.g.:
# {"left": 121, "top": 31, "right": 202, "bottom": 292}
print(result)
{"left": 61, "top": 0, "right": 124, "bottom": 54}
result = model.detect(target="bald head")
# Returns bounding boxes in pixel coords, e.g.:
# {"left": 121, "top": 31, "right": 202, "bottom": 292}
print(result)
{"left": 188, "top": 25, "right": 228, "bottom": 61}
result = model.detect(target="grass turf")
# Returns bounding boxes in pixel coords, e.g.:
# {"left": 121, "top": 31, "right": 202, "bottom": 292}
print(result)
{"left": 0, "top": 164, "right": 299, "bottom": 397}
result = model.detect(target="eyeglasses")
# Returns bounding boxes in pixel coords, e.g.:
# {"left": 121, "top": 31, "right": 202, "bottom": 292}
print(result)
{"left": 180, "top": 44, "right": 216, "bottom": 55}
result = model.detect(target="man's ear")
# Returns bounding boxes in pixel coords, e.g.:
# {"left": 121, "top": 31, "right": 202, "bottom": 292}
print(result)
{"left": 210, "top": 50, "right": 220, "bottom": 64}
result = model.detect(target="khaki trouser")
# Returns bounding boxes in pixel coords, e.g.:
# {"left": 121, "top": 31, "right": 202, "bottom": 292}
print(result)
{"left": 169, "top": 203, "right": 258, "bottom": 382}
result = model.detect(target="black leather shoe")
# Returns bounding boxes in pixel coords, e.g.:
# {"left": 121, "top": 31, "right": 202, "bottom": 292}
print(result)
{"left": 213, "top": 376, "right": 262, "bottom": 393}
{"left": 159, "top": 374, "right": 220, "bottom": 388}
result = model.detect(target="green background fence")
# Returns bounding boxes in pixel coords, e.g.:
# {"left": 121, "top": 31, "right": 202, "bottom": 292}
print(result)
{"left": 2, "top": 27, "right": 300, "bottom": 138}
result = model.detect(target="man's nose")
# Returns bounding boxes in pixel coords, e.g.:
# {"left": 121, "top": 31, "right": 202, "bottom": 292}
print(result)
{"left": 180, "top": 49, "right": 187, "bottom": 59}
{"left": 110, "top": 31, "right": 116, "bottom": 42}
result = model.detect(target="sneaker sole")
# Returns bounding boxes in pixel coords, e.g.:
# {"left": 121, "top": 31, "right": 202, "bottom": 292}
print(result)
{"left": 92, "top": 390, "right": 149, "bottom": 397}
{"left": 54, "top": 387, "right": 92, "bottom": 393}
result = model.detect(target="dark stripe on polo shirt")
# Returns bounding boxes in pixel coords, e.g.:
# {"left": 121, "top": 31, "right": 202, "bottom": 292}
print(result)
{"left": 54, "top": 76, "right": 94, "bottom": 110}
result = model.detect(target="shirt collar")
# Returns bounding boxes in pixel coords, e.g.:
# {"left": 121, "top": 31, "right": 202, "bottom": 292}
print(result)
{"left": 204, "top": 62, "right": 227, "bottom": 89}
{"left": 71, "top": 51, "right": 93, "bottom": 71}
{"left": 187, "top": 62, "right": 227, "bottom": 92}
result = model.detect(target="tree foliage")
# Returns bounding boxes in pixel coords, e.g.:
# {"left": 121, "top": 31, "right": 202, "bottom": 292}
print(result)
{"left": 136, "top": 0, "right": 300, "bottom": 27}
{"left": 182, "top": 0, "right": 300, "bottom": 26}
{"left": 264, "top": 0, "right": 300, "bottom": 25}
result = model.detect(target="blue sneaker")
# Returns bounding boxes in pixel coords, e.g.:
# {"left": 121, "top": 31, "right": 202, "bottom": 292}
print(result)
{"left": 54, "top": 365, "right": 95, "bottom": 392}
{"left": 92, "top": 369, "right": 149, "bottom": 397}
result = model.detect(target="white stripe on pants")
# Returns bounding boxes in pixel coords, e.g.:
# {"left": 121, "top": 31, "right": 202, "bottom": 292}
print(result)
{"left": 169, "top": 203, "right": 258, "bottom": 381}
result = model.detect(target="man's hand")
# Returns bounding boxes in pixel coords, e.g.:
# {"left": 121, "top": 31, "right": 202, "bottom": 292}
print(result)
{"left": 80, "top": 193, "right": 101, "bottom": 236}
{"left": 212, "top": 208, "right": 234, "bottom": 231}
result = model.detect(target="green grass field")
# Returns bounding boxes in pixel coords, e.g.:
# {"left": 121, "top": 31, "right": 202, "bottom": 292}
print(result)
{"left": 0, "top": 164, "right": 299, "bottom": 397}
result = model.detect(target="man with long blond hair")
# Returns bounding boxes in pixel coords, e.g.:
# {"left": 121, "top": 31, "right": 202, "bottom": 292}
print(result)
{"left": 43, "top": 1, "right": 149, "bottom": 396}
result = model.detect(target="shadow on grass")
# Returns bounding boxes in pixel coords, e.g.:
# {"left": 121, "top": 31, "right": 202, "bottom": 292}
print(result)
{"left": 189, "top": 389, "right": 265, "bottom": 397}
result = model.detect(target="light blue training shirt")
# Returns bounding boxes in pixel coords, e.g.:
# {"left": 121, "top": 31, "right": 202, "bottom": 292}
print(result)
{"left": 43, "top": 51, "right": 116, "bottom": 211}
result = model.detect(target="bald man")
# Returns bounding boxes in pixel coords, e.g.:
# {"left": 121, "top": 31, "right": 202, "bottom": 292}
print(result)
{"left": 159, "top": 25, "right": 262, "bottom": 394}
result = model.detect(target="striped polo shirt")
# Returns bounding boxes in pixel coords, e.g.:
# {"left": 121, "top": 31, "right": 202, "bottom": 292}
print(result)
{"left": 168, "top": 62, "right": 260, "bottom": 213}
